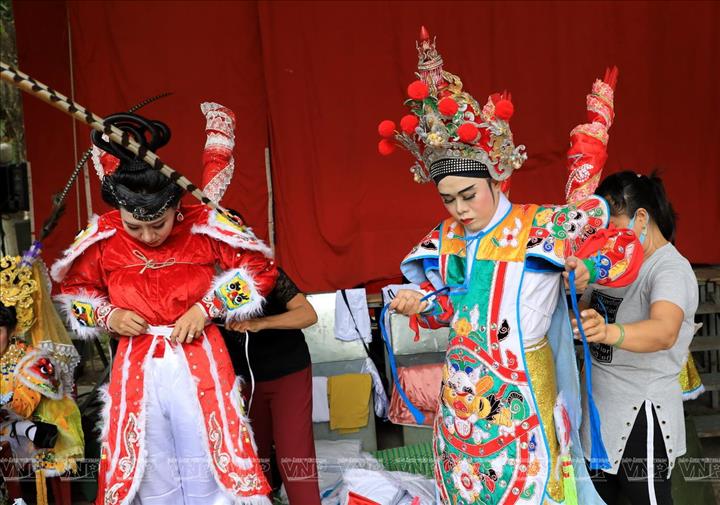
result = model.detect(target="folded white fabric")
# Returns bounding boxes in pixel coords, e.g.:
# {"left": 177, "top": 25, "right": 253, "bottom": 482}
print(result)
{"left": 335, "top": 288, "right": 372, "bottom": 343}
{"left": 341, "top": 468, "right": 436, "bottom": 505}
{"left": 312, "top": 376, "right": 330, "bottom": 422}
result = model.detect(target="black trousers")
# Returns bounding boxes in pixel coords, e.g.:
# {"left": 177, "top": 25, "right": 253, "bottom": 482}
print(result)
{"left": 588, "top": 402, "right": 673, "bottom": 505}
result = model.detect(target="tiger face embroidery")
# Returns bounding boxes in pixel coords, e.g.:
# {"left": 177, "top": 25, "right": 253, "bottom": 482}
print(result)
{"left": 216, "top": 274, "right": 251, "bottom": 310}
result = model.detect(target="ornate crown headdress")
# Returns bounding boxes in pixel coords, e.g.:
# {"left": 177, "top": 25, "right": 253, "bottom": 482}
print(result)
{"left": 378, "top": 26, "right": 527, "bottom": 184}
{"left": 0, "top": 253, "right": 39, "bottom": 333}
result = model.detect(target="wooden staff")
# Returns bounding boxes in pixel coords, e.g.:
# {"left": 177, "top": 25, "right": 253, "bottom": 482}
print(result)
{"left": 39, "top": 92, "right": 173, "bottom": 240}
{"left": 0, "top": 61, "right": 220, "bottom": 211}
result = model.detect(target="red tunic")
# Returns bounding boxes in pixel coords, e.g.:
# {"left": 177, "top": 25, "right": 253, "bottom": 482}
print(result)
{"left": 53, "top": 204, "right": 276, "bottom": 505}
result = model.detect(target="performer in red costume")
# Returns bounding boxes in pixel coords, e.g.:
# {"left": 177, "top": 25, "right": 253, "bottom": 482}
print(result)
{"left": 52, "top": 104, "right": 277, "bottom": 505}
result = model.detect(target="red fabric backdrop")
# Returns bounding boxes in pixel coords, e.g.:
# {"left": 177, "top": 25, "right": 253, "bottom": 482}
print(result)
{"left": 14, "top": 0, "right": 720, "bottom": 292}
{"left": 14, "top": 1, "right": 78, "bottom": 262}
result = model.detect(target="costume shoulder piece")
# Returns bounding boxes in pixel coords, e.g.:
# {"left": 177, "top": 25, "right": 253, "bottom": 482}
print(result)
{"left": 525, "top": 195, "right": 609, "bottom": 269}
{"left": 191, "top": 207, "right": 273, "bottom": 257}
{"left": 15, "top": 346, "right": 64, "bottom": 400}
{"left": 50, "top": 213, "right": 117, "bottom": 282}
{"left": 401, "top": 222, "right": 442, "bottom": 288}
{"left": 1, "top": 344, "right": 63, "bottom": 408}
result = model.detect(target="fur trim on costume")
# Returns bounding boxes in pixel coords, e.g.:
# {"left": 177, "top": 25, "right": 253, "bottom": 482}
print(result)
{"left": 54, "top": 291, "right": 107, "bottom": 340}
{"left": 200, "top": 336, "right": 255, "bottom": 470}
{"left": 210, "top": 267, "right": 266, "bottom": 324}
{"left": 682, "top": 384, "right": 706, "bottom": 401}
{"left": 117, "top": 336, "right": 158, "bottom": 505}
{"left": 97, "top": 383, "right": 112, "bottom": 444}
{"left": 50, "top": 215, "right": 116, "bottom": 282}
{"left": 233, "top": 496, "right": 272, "bottom": 505}
{"left": 178, "top": 338, "right": 270, "bottom": 504}
{"left": 230, "top": 377, "right": 259, "bottom": 455}
{"left": 191, "top": 209, "right": 272, "bottom": 258}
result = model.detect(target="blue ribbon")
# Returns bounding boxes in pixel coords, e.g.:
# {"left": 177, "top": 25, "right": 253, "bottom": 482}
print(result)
{"left": 379, "top": 287, "right": 451, "bottom": 425}
{"left": 568, "top": 270, "right": 611, "bottom": 470}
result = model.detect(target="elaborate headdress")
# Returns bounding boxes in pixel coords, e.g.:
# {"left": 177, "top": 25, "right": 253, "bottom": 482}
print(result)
{"left": 0, "top": 253, "right": 39, "bottom": 334}
{"left": 91, "top": 103, "right": 238, "bottom": 215}
{"left": 378, "top": 26, "right": 527, "bottom": 184}
{"left": 92, "top": 113, "right": 183, "bottom": 221}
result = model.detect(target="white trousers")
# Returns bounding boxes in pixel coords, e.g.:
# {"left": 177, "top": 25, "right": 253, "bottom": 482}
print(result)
{"left": 132, "top": 336, "right": 232, "bottom": 505}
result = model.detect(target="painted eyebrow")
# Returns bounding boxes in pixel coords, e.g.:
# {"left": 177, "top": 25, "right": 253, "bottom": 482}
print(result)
{"left": 439, "top": 184, "right": 476, "bottom": 198}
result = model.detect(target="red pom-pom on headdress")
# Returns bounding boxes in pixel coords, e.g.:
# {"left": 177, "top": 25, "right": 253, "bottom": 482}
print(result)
{"left": 400, "top": 114, "right": 419, "bottom": 134}
{"left": 378, "top": 139, "right": 396, "bottom": 155}
{"left": 407, "top": 80, "right": 429, "bottom": 100}
{"left": 378, "top": 120, "right": 396, "bottom": 138}
{"left": 494, "top": 99, "right": 514, "bottom": 121}
{"left": 457, "top": 123, "right": 479, "bottom": 143}
{"left": 438, "top": 97, "right": 459, "bottom": 117}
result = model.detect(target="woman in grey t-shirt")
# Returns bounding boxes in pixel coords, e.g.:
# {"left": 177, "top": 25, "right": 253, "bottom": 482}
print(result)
{"left": 572, "top": 171, "right": 698, "bottom": 505}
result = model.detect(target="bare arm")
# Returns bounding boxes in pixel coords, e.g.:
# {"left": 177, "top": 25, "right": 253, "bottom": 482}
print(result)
{"left": 571, "top": 300, "right": 684, "bottom": 352}
{"left": 227, "top": 294, "right": 317, "bottom": 332}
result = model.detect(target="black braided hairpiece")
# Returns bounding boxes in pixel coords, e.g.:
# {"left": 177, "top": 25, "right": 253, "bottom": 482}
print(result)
{"left": 0, "top": 62, "right": 218, "bottom": 211}
{"left": 95, "top": 113, "right": 184, "bottom": 220}
{"left": 39, "top": 92, "right": 172, "bottom": 241}
{"left": 91, "top": 113, "right": 171, "bottom": 163}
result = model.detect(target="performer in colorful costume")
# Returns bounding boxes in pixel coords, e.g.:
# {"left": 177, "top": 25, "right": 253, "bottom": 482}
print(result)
{"left": 378, "top": 28, "right": 642, "bottom": 504}
{"left": 1, "top": 251, "right": 83, "bottom": 505}
{"left": 52, "top": 103, "right": 276, "bottom": 505}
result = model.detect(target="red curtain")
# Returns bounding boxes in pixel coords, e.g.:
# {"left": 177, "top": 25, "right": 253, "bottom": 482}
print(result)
{"left": 14, "top": 1, "right": 720, "bottom": 293}
{"left": 14, "top": 1, "right": 78, "bottom": 266}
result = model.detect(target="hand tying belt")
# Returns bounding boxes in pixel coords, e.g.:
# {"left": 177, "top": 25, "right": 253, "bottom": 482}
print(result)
{"left": 146, "top": 324, "right": 174, "bottom": 358}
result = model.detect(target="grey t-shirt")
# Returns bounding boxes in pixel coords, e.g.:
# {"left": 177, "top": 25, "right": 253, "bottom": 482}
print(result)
{"left": 580, "top": 243, "right": 698, "bottom": 475}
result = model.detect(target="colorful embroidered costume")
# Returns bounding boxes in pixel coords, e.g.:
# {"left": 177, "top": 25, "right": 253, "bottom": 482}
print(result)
{"left": 378, "top": 28, "right": 641, "bottom": 505}
{"left": 53, "top": 104, "right": 277, "bottom": 505}
{"left": 0, "top": 254, "right": 84, "bottom": 503}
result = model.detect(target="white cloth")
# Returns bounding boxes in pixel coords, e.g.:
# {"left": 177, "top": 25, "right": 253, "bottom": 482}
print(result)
{"left": 341, "top": 468, "right": 436, "bottom": 505}
{"left": 312, "top": 376, "right": 330, "bottom": 422}
{"left": 132, "top": 340, "right": 233, "bottom": 505}
{"left": 335, "top": 288, "right": 372, "bottom": 343}
{"left": 361, "top": 357, "right": 389, "bottom": 418}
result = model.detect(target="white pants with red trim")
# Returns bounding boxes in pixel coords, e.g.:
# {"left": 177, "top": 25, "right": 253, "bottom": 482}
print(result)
{"left": 132, "top": 337, "right": 232, "bottom": 505}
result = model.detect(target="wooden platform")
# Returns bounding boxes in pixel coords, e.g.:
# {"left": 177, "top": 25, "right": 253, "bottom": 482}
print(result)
{"left": 691, "top": 336, "right": 720, "bottom": 352}
{"left": 699, "top": 372, "right": 720, "bottom": 392}
{"left": 692, "top": 414, "right": 720, "bottom": 438}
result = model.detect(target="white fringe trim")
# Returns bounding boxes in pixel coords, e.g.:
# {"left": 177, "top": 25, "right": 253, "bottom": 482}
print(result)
{"left": 200, "top": 336, "right": 254, "bottom": 470}
{"left": 229, "top": 377, "right": 259, "bottom": 455}
{"left": 97, "top": 383, "right": 112, "bottom": 443}
{"left": 682, "top": 384, "right": 705, "bottom": 401}
{"left": 54, "top": 291, "right": 108, "bottom": 340}
{"left": 50, "top": 215, "right": 116, "bottom": 282}
{"left": 232, "top": 496, "right": 272, "bottom": 505}
{"left": 106, "top": 334, "right": 134, "bottom": 493}
{"left": 191, "top": 209, "right": 272, "bottom": 258}
{"left": 119, "top": 336, "right": 158, "bottom": 505}
{"left": 176, "top": 338, "right": 268, "bottom": 503}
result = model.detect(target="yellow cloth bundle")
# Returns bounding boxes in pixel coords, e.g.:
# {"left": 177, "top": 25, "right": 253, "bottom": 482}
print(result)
{"left": 328, "top": 373, "right": 372, "bottom": 433}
